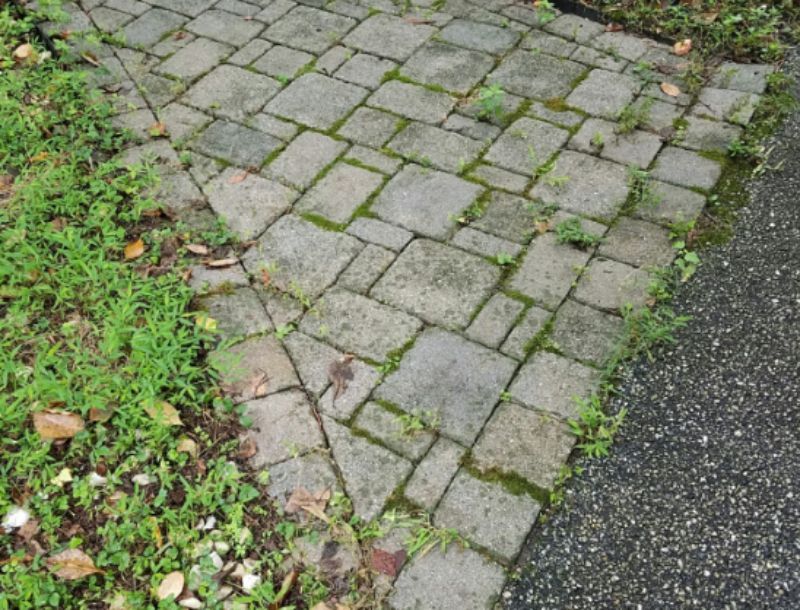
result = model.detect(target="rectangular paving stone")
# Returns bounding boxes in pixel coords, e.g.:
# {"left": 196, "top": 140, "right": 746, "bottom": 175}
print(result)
{"left": 324, "top": 416, "right": 412, "bottom": 521}
{"left": 470, "top": 165, "right": 529, "bottom": 195}
{"left": 198, "top": 287, "right": 273, "bottom": 341}
{"left": 247, "top": 389, "right": 325, "bottom": 467}
{"left": 337, "top": 107, "right": 400, "bottom": 147}
{"left": 192, "top": 120, "right": 281, "bottom": 167}
{"left": 400, "top": 41, "right": 494, "bottom": 95}
{"left": 345, "top": 217, "right": 413, "bottom": 252}
{"left": 570, "top": 45, "right": 627, "bottom": 72}
{"left": 155, "top": 38, "right": 233, "bottom": 81}
{"left": 368, "top": 81, "right": 455, "bottom": 124}
{"left": 300, "top": 287, "right": 422, "bottom": 362}
{"left": 227, "top": 38, "right": 273, "bottom": 66}
{"left": 254, "top": 0, "right": 295, "bottom": 24}
{"left": 334, "top": 53, "right": 398, "bottom": 89}
{"left": 519, "top": 30, "right": 579, "bottom": 58}
{"left": 569, "top": 117, "right": 662, "bottom": 168}
{"left": 693, "top": 87, "right": 759, "bottom": 126}
{"left": 484, "top": 118, "right": 570, "bottom": 176}
{"left": 435, "top": 470, "right": 540, "bottom": 562}
{"left": 353, "top": 402, "right": 436, "bottom": 462}
{"left": 150, "top": 32, "right": 196, "bottom": 59}
{"left": 545, "top": 13, "right": 605, "bottom": 43}
{"left": 487, "top": 50, "right": 585, "bottom": 99}
{"left": 566, "top": 69, "right": 640, "bottom": 119}
{"left": 374, "top": 328, "right": 517, "bottom": 445}
{"left": 633, "top": 180, "right": 706, "bottom": 226}
{"left": 283, "top": 332, "right": 342, "bottom": 397}
{"left": 264, "top": 73, "right": 368, "bottom": 129}
{"left": 388, "top": 122, "right": 484, "bottom": 173}
{"left": 249, "top": 113, "right": 299, "bottom": 141}
{"left": 372, "top": 165, "right": 482, "bottom": 239}
{"left": 404, "top": 438, "right": 464, "bottom": 511}
{"left": 183, "top": 65, "right": 280, "bottom": 121}
{"left": 709, "top": 61, "right": 773, "bottom": 94}
{"left": 338, "top": 244, "right": 396, "bottom": 294}
{"left": 241, "top": 215, "right": 363, "bottom": 299}
{"left": 187, "top": 262, "right": 248, "bottom": 295}
{"left": 251, "top": 45, "right": 315, "bottom": 78}
{"left": 147, "top": 0, "right": 216, "bottom": 17}
{"left": 452, "top": 227, "right": 522, "bottom": 260}
{"left": 157, "top": 102, "right": 211, "bottom": 142}
{"left": 105, "top": 0, "right": 150, "bottom": 16}
{"left": 186, "top": 9, "right": 264, "bottom": 46}
{"left": 501, "top": 305, "right": 551, "bottom": 360}
{"left": 263, "top": 131, "right": 348, "bottom": 190}
{"left": 530, "top": 151, "right": 629, "bottom": 220}
{"left": 443, "top": 114, "right": 502, "bottom": 142}
{"left": 679, "top": 115, "right": 743, "bottom": 153}
{"left": 264, "top": 5, "right": 356, "bottom": 53}
{"left": 471, "top": 402, "right": 575, "bottom": 490}
{"left": 466, "top": 293, "right": 525, "bottom": 349}
{"left": 527, "top": 101, "right": 584, "bottom": 129}
{"left": 591, "top": 31, "right": 652, "bottom": 61}
{"left": 317, "top": 45, "right": 355, "bottom": 76}
{"left": 473, "top": 191, "right": 536, "bottom": 243}
{"left": 122, "top": 8, "right": 187, "bottom": 47}
{"left": 267, "top": 452, "right": 341, "bottom": 502}
{"left": 344, "top": 146, "right": 402, "bottom": 175}
{"left": 629, "top": 97, "right": 684, "bottom": 133}
{"left": 204, "top": 167, "right": 296, "bottom": 239}
{"left": 296, "top": 162, "right": 384, "bottom": 224}
{"left": 598, "top": 217, "right": 675, "bottom": 268}
{"left": 650, "top": 146, "right": 722, "bottom": 191}
{"left": 135, "top": 73, "right": 181, "bottom": 108}
{"left": 318, "top": 357, "right": 381, "bottom": 421}
{"left": 574, "top": 257, "right": 651, "bottom": 312}
{"left": 371, "top": 239, "right": 500, "bottom": 328}
{"left": 439, "top": 18, "right": 520, "bottom": 54}
{"left": 90, "top": 7, "right": 134, "bottom": 32}
{"left": 343, "top": 13, "right": 436, "bottom": 61}
{"left": 551, "top": 299, "right": 625, "bottom": 366}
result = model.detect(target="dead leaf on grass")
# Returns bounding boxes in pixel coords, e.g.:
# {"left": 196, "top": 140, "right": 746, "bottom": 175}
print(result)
{"left": 177, "top": 437, "right": 198, "bottom": 457}
{"left": 17, "top": 518, "right": 40, "bottom": 542}
{"left": 185, "top": 243, "right": 209, "bottom": 255}
{"left": 124, "top": 238, "right": 145, "bottom": 260}
{"left": 327, "top": 354, "right": 354, "bottom": 401}
{"left": 157, "top": 570, "right": 185, "bottom": 601}
{"left": 673, "top": 38, "right": 692, "bottom": 56}
{"left": 285, "top": 487, "right": 331, "bottom": 522}
{"left": 534, "top": 220, "right": 551, "bottom": 235}
{"left": 80, "top": 52, "right": 100, "bottom": 67}
{"left": 659, "top": 82, "right": 682, "bottom": 97}
{"left": 88, "top": 407, "right": 113, "bottom": 423}
{"left": 144, "top": 400, "right": 182, "bottom": 426}
{"left": 13, "top": 43, "right": 35, "bottom": 62}
{"left": 33, "top": 410, "right": 85, "bottom": 440}
{"left": 46, "top": 548, "right": 103, "bottom": 580}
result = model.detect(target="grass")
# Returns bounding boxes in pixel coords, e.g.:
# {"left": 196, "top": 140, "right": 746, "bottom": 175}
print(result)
{"left": 554, "top": 217, "right": 602, "bottom": 249}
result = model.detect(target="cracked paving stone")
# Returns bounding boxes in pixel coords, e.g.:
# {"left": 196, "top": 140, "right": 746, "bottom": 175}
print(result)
{"left": 566, "top": 69, "right": 640, "bottom": 120}
{"left": 300, "top": 287, "right": 423, "bottom": 362}
{"left": 574, "top": 257, "right": 651, "bottom": 312}
{"left": 404, "top": 438, "right": 464, "bottom": 511}
{"left": 204, "top": 168, "right": 297, "bottom": 239}
{"left": 500, "top": 305, "right": 551, "bottom": 361}
{"left": 185, "top": 9, "right": 264, "bottom": 46}
{"left": 388, "top": 122, "right": 484, "bottom": 173}
{"left": 487, "top": 50, "right": 585, "bottom": 100}
{"left": 263, "top": 5, "right": 356, "bottom": 54}
{"left": 324, "top": 416, "right": 412, "bottom": 521}
{"left": 353, "top": 402, "right": 436, "bottom": 462}
{"left": 368, "top": 81, "right": 455, "bottom": 124}
{"left": 266, "top": 452, "right": 341, "bottom": 502}
{"left": 439, "top": 18, "right": 520, "bottom": 54}
{"left": 435, "top": 469, "right": 541, "bottom": 561}
{"left": 374, "top": 328, "right": 516, "bottom": 445}
{"left": 484, "top": 118, "right": 570, "bottom": 176}
{"left": 263, "top": 131, "right": 348, "bottom": 191}
{"left": 192, "top": 120, "right": 281, "bottom": 168}
{"left": 471, "top": 402, "right": 576, "bottom": 490}
{"left": 551, "top": 299, "right": 626, "bottom": 366}
{"left": 263, "top": 73, "right": 368, "bottom": 129}
{"left": 337, "top": 107, "right": 400, "bottom": 148}
{"left": 295, "top": 162, "right": 384, "bottom": 224}
{"left": 345, "top": 217, "right": 414, "bottom": 252}
{"left": 283, "top": 332, "right": 341, "bottom": 397}
{"left": 598, "top": 217, "right": 676, "bottom": 268}
{"left": 400, "top": 41, "right": 495, "bottom": 95}
{"left": 650, "top": 146, "right": 722, "bottom": 191}
{"left": 241, "top": 215, "right": 363, "bottom": 300}
{"left": 692, "top": 87, "right": 760, "bottom": 126}
{"left": 371, "top": 239, "right": 500, "bottom": 328}
{"left": 198, "top": 287, "right": 272, "bottom": 341}
{"left": 334, "top": 53, "right": 398, "bottom": 90}
{"left": 343, "top": 13, "right": 436, "bottom": 61}
{"left": 182, "top": 65, "right": 280, "bottom": 121}
{"left": 466, "top": 293, "right": 526, "bottom": 350}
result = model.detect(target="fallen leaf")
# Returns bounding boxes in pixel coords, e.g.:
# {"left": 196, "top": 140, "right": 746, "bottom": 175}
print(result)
{"left": 698, "top": 11, "right": 718, "bottom": 24}
{"left": 80, "top": 52, "right": 100, "bottom": 67}
{"left": 46, "top": 549, "right": 103, "bottom": 580}
{"left": 177, "top": 437, "right": 198, "bottom": 457}
{"left": 327, "top": 355, "right": 354, "bottom": 401}
{"left": 605, "top": 22, "right": 624, "bottom": 32}
{"left": 659, "top": 82, "right": 682, "bottom": 97}
{"left": 17, "top": 518, "right": 40, "bottom": 542}
{"left": 285, "top": 487, "right": 331, "bottom": 523}
{"left": 238, "top": 435, "right": 257, "bottom": 459}
{"left": 33, "top": 410, "right": 85, "bottom": 440}
{"left": 249, "top": 371, "right": 269, "bottom": 398}
{"left": 227, "top": 171, "right": 248, "bottom": 184}
{"left": 673, "top": 38, "right": 692, "bottom": 56}
{"left": 370, "top": 548, "right": 405, "bottom": 577}
{"left": 195, "top": 314, "right": 217, "bottom": 331}
{"left": 124, "top": 238, "right": 145, "bottom": 260}
{"left": 269, "top": 570, "right": 297, "bottom": 610}
{"left": 204, "top": 258, "right": 238, "bottom": 268}
{"left": 50, "top": 468, "right": 73, "bottom": 488}
{"left": 157, "top": 571, "right": 185, "bottom": 601}
{"left": 311, "top": 604, "right": 333, "bottom": 610}
{"left": 89, "top": 407, "right": 113, "bottom": 422}
{"left": 144, "top": 400, "right": 182, "bottom": 426}
{"left": 148, "top": 121, "right": 169, "bottom": 138}
{"left": 185, "top": 243, "right": 209, "bottom": 255}
{"left": 29, "top": 151, "right": 49, "bottom": 163}
{"left": 534, "top": 220, "right": 551, "bottom": 235}
{"left": 260, "top": 268, "right": 271, "bottom": 288}
{"left": 13, "top": 43, "right": 35, "bottom": 62}
{"left": 174, "top": 31, "right": 187, "bottom": 40}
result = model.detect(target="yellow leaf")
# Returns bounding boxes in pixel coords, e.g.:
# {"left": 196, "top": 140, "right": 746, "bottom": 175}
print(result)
{"left": 46, "top": 549, "right": 103, "bottom": 580}
{"left": 195, "top": 314, "right": 217, "bottom": 331}
{"left": 124, "top": 238, "right": 145, "bottom": 260}
{"left": 659, "top": 82, "right": 682, "bottom": 97}
{"left": 29, "top": 151, "right": 49, "bottom": 163}
{"left": 176, "top": 437, "right": 198, "bottom": 457}
{"left": 673, "top": 38, "right": 692, "bottom": 56}
{"left": 13, "top": 43, "right": 35, "bottom": 62}
{"left": 33, "top": 409, "right": 85, "bottom": 440}
{"left": 144, "top": 400, "right": 182, "bottom": 426}
{"left": 156, "top": 571, "right": 184, "bottom": 601}
{"left": 50, "top": 468, "right": 73, "bottom": 488}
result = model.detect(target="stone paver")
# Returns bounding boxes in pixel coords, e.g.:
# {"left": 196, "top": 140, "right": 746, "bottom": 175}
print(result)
{"left": 77, "top": 2, "right": 763, "bottom": 601}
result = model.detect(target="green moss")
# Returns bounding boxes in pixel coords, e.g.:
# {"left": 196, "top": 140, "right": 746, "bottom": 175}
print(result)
{"left": 462, "top": 459, "right": 550, "bottom": 506}
{"left": 543, "top": 97, "right": 570, "bottom": 113}
{"left": 299, "top": 212, "right": 346, "bottom": 233}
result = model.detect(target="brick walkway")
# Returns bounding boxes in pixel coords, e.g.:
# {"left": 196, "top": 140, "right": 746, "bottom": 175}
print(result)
{"left": 60, "top": 0, "right": 769, "bottom": 606}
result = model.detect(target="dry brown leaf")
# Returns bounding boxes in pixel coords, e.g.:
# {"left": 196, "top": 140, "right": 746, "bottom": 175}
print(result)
{"left": 285, "top": 487, "right": 331, "bottom": 522}
{"left": 238, "top": 434, "right": 258, "bottom": 459}
{"left": 80, "top": 52, "right": 100, "bottom": 67}
{"left": 605, "top": 22, "right": 624, "bottom": 32}
{"left": 16, "top": 518, "right": 40, "bottom": 542}
{"left": 46, "top": 548, "right": 103, "bottom": 580}
{"left": 157, "top": 570, "right": 185, "bottom": 601}
{"left": 177, "top": 437, "right": 198, "bottom": 457}
{"left": 269, "top": 570, "right": 298, "bottom": 610}
{"left": 311, "top": 604, "right": 333, "bottom": 610}
{"left": 33, "top": 410, "right": 85, "bottom": 440}
{"left": 327, "top": 355, "right": 354, "bottom": 402}
{"left": 673, "top": 38, "right": 692, "bottom": 56}
{"left": 148, "top": 122, "right": 169, "bottom": 138}
{"left": 534, "top": 220, "right": 551, "bottom": 235}
{"left": 249, "top": 372, "right": 269, "bottom": 398}
{"left": 29, "top": 151, "right": 49, "bottom": 163}
{"left": 659, "top": 82, "right": 682, "bottom": 97}
{"left": 124, "top": 238, "right": 145, "bottom": 260}
{"left": 260, "top": 268, "right": 271, "bottom": 288}
{"left": 13, "top": 43, "right": 34, "bottom": 61}
{"left": 144, "top": 400, "right": 182, "bottom": 426}
{"left": 204, "top": 258, "right": 238, "bottom": 268}
{"left": 185, "top": 243, "right": 209, "bottom": 255}
{"left": 88, "top": 407, "right": 113, "bottom": 423}
{"left": 227, "top": 171, "right": 248, "bottom": 184}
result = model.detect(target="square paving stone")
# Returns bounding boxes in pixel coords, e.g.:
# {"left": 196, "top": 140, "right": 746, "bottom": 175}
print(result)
{"left": 264, "top": 73, "right": 368, "bottom": 129}
{"left": 471, "top": 402, "right": 576, "bottom": 489}
{"left": 693, "top": 87, "right": 760, "bottom": 126}
{"left": 251, "top": 45, "right": 315, "bottom": 78}
{"left": 283, "top": 332, "right": 342, "bottom": 397}
{"left": 368, "top": 81, "right": 455, "bottom": 124}
{"left": 186, "top": 9, "right": 263, "bottom": 46}
{"left": 466, "top": 293, "right": 525, "bottom": 349}
{"left": 334, "top": 53, "right": 398, "bottom": 89}
{"left": 530, "top": 151, "right": 629, "bottom": 220}
{"left": 570, "top": 45, "right": 627, "bottom": 72}
{"left": 679, "top": 115, "right": 743, "bottom": 153}
{"left": 487, "top": 50, "right": 585, "bottom": 100}
{"left": 264, "top": 131, "right": 348, "bottom": 190}
{"left": 246, "top": 389, "right": 325, "bottom": 467}
{"left": 346, "top": 217, "right": 414, "bottom": 252}
{"left": 709, "top": 61, "right": 773, "bottom": 94}
{"left": 157, "top": 103, "right": 211, "bottom": 142}
{"left": 574, "top": 257, "right": 651, "bottom": 312}
{"left": 228, "top": 38, "right": 272, "bottom": 66}
{"left": 338, "top": 244, "right": 396, "bottom": 294}
{"left": 122, "top": 8, "right": 187, "bottom": 47}
{"left": 267, "top": 452, "right": 341, "bottom": 501}
{"left": 650, "top": 146, "right": 721, "bottom": 191}
{"left": 473, "top": 191, "right": 536, "bottom": 243}
{"left": 295, "top": 163, "right": 384, "bottom": 224}
{"left": 147, "top": 0, "right": 216, "bottom": 17}
{"left": 372, "top": 165, "right": 482, "bottom": 240}
{"left": 598, "top": 217, "right": 675, "bottom": 268}
{"left": 439, "top": 18, "right": 520, "bottom": 54}
{"left": 435, "top": 470, "right": 540, "bottom": 561}
{"left": 388, "top": 545, "right": 505, "bottom": 610}
{"left": 509, "top": 351, "right": 599, "bottom": 419}
{"left": 192, "top": 120, "right": 281, "bottom": 168}
{"left": 300, "top": 287, "right": 422, "bottom": 361}
{"left": 371, "top": 239, "right": 500, "bottom": 328}
{"left": 187, "top": 263, "right": 248, "bottom": 295}
{"left": 404, "top": 438, "right": 464, "bottom": 511}
{"left": 264, "top": 6, "right": 356, "bottom": 53}
{"left": 198, "top": 287, "right": 273, "bottom": 341}
{"left": 484, "top": 118, "right": 570, "bottom": 176}
{"left": 634, "top": 180, "right": 707, "bottom": 226}
{"left": 551, "top": 299, "right": 625, "bottom": 366}
{"left": 154, "top": 37, "right": 233, "bottom": 81}
{"left": 324, "top": 416, "right": 412, "bottom": 521}
{"left": 501, "top": 305, "right": 551, "bottom": 360}
{"left": 374, "top": 328, "right": 517, "bottom": 445}
{"left": 353, "top": 402, "right": 435, "bottom": 461}
{"left": 204, "top": 168, "right": 296, "bottom": 239}
{"left": 544, "top": 13, "right": 605, "bottom": 43}
{"left": 569, "top": 118, "right": 662, "bottom": 168}
{"left": 566, "top": 69, "right": 640, "bottom": 119}
{"left": 388, "top": 122, "right": 484, "bottom": 173}
{"left": 343, "top": 13, "right": 436, "bottom": 61}
{"left": 509, "top": 232, "right": 592, "bottom": 310}
{"left": 337, "top": 107, "right": 400, "bottom": 147}
{"left": 210, "top": 335, "right": 299, "bottom": 404}
{"left": 241, "top": 215, "right": 363, "bottom": 299}
{"left": 318, "top": 357, "right": 381, "bottom": 421}
{"left": 183, "top": 65, "right": 280, "bottom": 121}
{"left": 400, "top": 41, "right": 494, "bottom": 95}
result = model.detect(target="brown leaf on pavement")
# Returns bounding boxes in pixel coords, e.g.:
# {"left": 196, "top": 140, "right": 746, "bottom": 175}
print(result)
{"left": 249, "top": 371, "right": 269, "bottom": 398}
{"left": 204, "top": 257, "right": 238, "bottom": 268}
{"left": 605, "top": 22, "right": 624, "bottom": 32}
{"left": 673, "top": 38, "right": 692, "bottom": 56}
{"left": 659, "top": 82, "right": 682, "bottom": 97}
{"left": 46, "top": 548, "right": 103, "bottom": 580}
{"left": 238, "top": 434, "right": 258, "bottom": 459}
{"left": 285, "top": 487, "right": 331, "bottom": 522}
{"left": 17, "top": 518, "right": 40, "bottom": 542}
{"left": 327, "top": 354, "right": 354, "bottom": 401}
{"left": 260, "top": 268, "right": 271, "bottom": 288}
{"left": 33, "top": 410, "right": 85, "bottom": 440}
{"left": 227, "top": 171, "right": 249, "bottom": 184}
{"left": 148, "top": 122, "right": 169, "bottom": 138}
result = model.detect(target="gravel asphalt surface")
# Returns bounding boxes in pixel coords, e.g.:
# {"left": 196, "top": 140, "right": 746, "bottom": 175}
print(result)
{"left": 503, "top": 56, "right": 800, "bottom": 610}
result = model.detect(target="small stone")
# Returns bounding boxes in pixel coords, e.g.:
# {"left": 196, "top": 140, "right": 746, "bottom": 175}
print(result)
{"left": 404, "top": 438, "right": 464, "bottom": 511}
{"left": 574, "top": 257, "right": 652, "bottom": 312}
{"left": 551, "top": 299, "right": 626, "bottom": 366}
{"left": 466, "top": 293, "right": 526, "bottom": 349}
{"left": 353, "top": 402, "right": 435, "bottom": 461}
{"left": 501, "top": 306, "right": 551, "bottom": 360}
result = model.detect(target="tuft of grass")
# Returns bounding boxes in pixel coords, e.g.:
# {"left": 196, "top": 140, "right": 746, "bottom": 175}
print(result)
{"left": 554, "top": 218, "right": 602, "bottom": 249}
